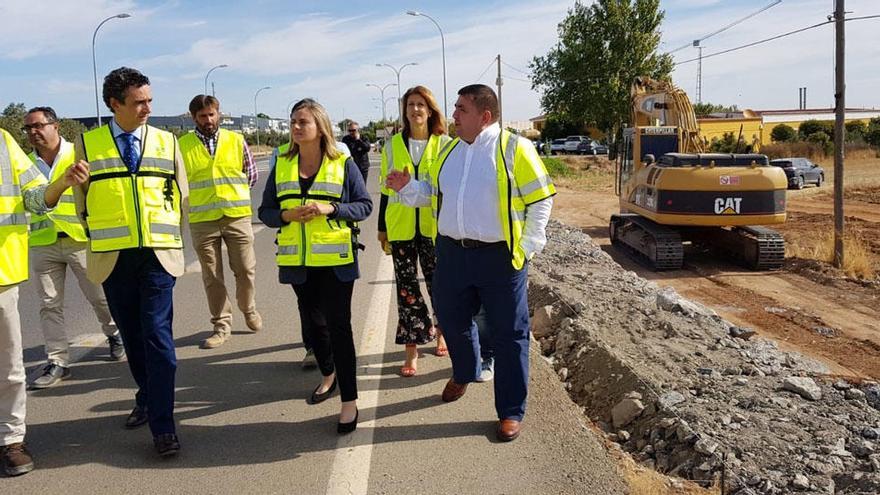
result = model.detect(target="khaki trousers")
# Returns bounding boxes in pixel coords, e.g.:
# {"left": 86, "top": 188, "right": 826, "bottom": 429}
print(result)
{"left": 30, "top": 237, "right": 118, "bottom": 367}
{"left": 190, "top": 215, "right": 257, "bottom": 333}
{"left": 0, "top": 286, "right": 25, "bottom": 446}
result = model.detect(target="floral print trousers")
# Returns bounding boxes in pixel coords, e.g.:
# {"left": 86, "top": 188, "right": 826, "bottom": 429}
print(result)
{"left": 391, "top": 235, "right": 437, "bottom": 345}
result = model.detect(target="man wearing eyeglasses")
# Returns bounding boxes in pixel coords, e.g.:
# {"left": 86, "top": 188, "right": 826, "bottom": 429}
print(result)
{"left": 22, "top": 108, "right": 124, "bottom": 389}
{"left": 341, "top": 121, "right": 371, "bottom": 183}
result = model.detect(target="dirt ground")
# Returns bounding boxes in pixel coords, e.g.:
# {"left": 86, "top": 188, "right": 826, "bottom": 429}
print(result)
{"left": 550, "top": 154, "right": 880, "bottom": 381}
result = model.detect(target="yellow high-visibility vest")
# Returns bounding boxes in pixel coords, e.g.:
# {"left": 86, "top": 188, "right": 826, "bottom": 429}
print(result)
{"left": 378, "top": 133, "right": 444, "bottom": 241}
{"left": 274, "top": 143, "right": 353, "bottom": 267}
{"left": 431, "top": 129, "right": 556, "bottom": 270}
{"left": 28, "top": 143, "right": 87, "bottom": 246}
{"left": 82, "top": 124, "right": 182, "bottom": 253}
{"left": 179, "top": 129, "right": 251, "bottom": 223}
{"left": 0, "top": 128, "right": 48, "bottom": 285}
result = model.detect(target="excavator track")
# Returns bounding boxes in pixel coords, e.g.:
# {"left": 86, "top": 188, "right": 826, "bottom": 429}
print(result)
{"left": 610, "top": 214, "right": 683, "bottom": 270}
{"left": 738, "top": 226, "right": 785, "bottom": 270}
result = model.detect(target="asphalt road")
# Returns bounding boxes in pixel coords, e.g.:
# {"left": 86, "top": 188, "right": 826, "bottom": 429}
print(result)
{"left": 9, "top": 154, "right": 627, "bottom": 494}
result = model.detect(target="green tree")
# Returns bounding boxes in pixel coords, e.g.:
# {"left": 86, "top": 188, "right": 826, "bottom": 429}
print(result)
{"left": 798, "top": 120, "right": 834, "bottom": 140}
{"left": 256, "top": 112, "right": 270, "bottom": 119}
{"left": 770, "top": 124, "right": 797, "bottom": 143}
{"left": 864, "top": 127, "right": 880, "bottom": 147}
{"left": 541, "top": 114, "right": 582, "bottom": 140}
{"left": 692, "top": 102, "right": 739, "bottom": 117}
{"left": 709, "top": 132, "right": 751, "bottom": 153}
{"left": 845, "top": 120, "right": 866, "bottom": 140}
{"left": 530, "top": 0, "right": 673, "bottom": 136}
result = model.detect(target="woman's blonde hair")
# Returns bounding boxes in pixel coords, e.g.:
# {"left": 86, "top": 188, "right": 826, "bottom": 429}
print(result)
{"left": 401, "top": 85, "right": 446, "bottom": 137}
{"left": 285, "top": 98, "right": 341, "bottom": 160}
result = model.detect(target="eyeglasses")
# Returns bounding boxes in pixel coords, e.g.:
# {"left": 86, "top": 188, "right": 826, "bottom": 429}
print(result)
{"left": 21, "top": 121, "right": 55, "bottom": 132}
{"left": 348, "top": 129, "right": 358, "bottom": 133}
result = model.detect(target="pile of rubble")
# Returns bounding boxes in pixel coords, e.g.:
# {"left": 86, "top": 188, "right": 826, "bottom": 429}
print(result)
{"left": 529, "top": 221, "right": 880, "bottom": 494}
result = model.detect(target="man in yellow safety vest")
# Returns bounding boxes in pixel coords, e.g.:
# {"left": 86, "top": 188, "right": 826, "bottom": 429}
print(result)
{"left": 179, "top": 95, "right": 261, "bottom": 349}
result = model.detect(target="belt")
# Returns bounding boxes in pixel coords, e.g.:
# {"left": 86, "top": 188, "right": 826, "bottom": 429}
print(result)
{"left": 56, "top": 232, "right": 69, "bottom": 238}
{"left": 441, "top": 235, "right": 505, "bottom": 249}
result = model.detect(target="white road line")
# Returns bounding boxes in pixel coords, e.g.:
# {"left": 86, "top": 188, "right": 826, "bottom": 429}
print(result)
{"left": 326, "top": 253, "right": 394, "bottom": 495}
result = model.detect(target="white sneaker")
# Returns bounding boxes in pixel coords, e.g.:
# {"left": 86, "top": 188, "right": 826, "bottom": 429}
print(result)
{"left": 476, "top": 357, "right": 494, "bottom": 383}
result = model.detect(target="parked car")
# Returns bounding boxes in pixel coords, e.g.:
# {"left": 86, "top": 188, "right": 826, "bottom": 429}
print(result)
{"left": 577, "top": 139, "right": 608, "bottom": 155}
{"left": 550, "top": 138, "right": 568, "bottom": 155}
{"left": 770, "top": 158, "right": 825, "bottom": 189}
{"left": 563, "top": 135, "right": 590, "bottom": 153}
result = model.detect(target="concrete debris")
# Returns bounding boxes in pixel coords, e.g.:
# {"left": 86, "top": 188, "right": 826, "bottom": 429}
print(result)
{"left": 528, "top": 220, "right": 880, "bottom": 494}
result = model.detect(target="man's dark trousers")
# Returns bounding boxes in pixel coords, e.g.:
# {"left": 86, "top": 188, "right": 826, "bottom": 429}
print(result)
{"left": 432, "top": 235, "right": 530, "bottom": 421}
{"left": 102, "top": 248, "right": 177, "bottom": 435}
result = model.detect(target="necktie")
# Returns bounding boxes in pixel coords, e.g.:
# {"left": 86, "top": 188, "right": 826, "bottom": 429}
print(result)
{"left": 121, "top": 132, "right": 140, "bottom": 173}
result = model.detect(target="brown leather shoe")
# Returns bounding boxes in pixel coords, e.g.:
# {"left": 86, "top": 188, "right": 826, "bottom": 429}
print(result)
{"left": 496, "top": 419, "right": 522, "bottom": 442}
{"left": 441, "top": 379, "right": 468, "bottom": 402}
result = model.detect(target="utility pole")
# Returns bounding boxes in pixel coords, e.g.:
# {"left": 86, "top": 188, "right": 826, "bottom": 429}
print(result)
{"left": 496, "top": 54, "right": 503, "bottom": 129}
{"left": 695, "top": 42, "right": 703, "bottom": 104}
{"left": 833, "top": 0, "right": 845, "bottom": 268}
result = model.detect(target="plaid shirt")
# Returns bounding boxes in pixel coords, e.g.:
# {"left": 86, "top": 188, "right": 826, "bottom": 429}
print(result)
{"left": 194, "top": 128, "right": 258, "bottom": 187}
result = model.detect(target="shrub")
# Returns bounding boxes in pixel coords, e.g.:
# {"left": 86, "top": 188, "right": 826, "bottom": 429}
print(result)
{"left": 806, "top": 131, "right": 833, "bottom": 156}
{"left": 865, "top": 127, "right": 880, "bottom": 147}
{"left": 770, "top": 124, "right": 797, "bottom": 142}
{"left": 542, "top": 157, "right": 574, "bottom": 178}
{"left": 760, "top": 141, "right": 827, "bottom": 161}
{"left": 709, "top": 132, "right": 751, "bottom": 153}
{"left": 845, "top": 120, "right": 867, "bottom": 141}
{"left": 798, "top": 120, "right": 834, "bottom": 140}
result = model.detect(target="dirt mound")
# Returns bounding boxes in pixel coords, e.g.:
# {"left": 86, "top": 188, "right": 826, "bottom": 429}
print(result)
{"left": 530, "top": 220, "right": 880, "bottom": 494}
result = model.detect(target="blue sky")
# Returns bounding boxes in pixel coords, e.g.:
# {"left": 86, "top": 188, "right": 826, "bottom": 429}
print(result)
{"left": 0, "top": 0, "right": 877, "bottom": 125}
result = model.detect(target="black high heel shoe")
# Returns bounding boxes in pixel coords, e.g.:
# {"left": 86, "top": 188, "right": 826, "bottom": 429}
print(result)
{"left": 337, "top": 409, "right": 358, "bottom": 434}
{"left": 308, "top": 379, "right": 337, "bottom": 405}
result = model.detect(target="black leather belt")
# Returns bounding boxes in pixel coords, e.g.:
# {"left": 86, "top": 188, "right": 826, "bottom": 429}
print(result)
{"left": 56, "top": 232, "right": 69, "bottom": 238}
{"left": 442, "top": 235, "right": 505, "bottom": 249}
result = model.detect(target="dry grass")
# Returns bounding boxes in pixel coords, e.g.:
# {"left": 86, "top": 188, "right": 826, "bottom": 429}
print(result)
{"left": 619, "top": 454, "right": 719, "bottom": 495}
{"left": 786, "top": 231, "right": 876, "bottom": 279}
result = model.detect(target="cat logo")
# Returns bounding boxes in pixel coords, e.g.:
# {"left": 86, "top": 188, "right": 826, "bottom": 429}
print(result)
{"left": 714, "top": 197, "right": 742, "bottom": 215}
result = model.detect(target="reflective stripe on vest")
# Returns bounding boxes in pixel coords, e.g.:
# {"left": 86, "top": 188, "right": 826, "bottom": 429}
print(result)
{"left": 83, "top": 125, "right": 182, "bottom": 252}
{"left": 379, "top": 133, "right": 442, "bottom": 241}
{"left": 28, "top": 145, "right": 88, "bottom": 246}
{"left": 274, "top": 145, "right": 353, "bottom": 267}
{"left": 180, "top": 129, "right": 251, "bottom": 223}
{"left": 431, "top": 130, "right": 555, "bottom": 269}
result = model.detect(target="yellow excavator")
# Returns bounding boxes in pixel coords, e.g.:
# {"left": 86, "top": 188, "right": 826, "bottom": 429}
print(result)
{"left": 610, "top": 77, "right": 788, "bottom": 270}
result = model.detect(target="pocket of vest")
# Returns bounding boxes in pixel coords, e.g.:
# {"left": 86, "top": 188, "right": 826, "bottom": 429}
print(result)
{"left": 87, "top": 213, "right": 131, "bottom": 243}
{"left": 308, "top": 229, "right": 352, "bottom": 260}
{"left": 148, "top": 210, "right": 181, "bottom": 240}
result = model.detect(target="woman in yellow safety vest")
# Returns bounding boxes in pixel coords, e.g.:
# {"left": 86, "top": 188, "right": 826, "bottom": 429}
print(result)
{"left": 258, "top": 98, "right": 372, "bottom": 434}
{"left": 377, "top": 86, "right": 450, "bottom": 377}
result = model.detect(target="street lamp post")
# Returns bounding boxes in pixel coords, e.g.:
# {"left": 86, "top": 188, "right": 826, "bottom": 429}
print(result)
{"left": 406, "top": 11, "right": 447, "bottom": 120}
{"left": 92, "top": 13, "right": 132, "bottom": 126}
{"left": 372, "top": 96, "right": 397, "bottom": 125}
{"left": 366, "top": 83, "right": 397, "bottom": 124}
{"left": 204, "top": 64, "right": 228, "bottom": 95}
{"left": 253, "top": 86, "right": 271, "bottom": 148}
{"left": 376, "top": 62, "right": 417, "bottom": 127}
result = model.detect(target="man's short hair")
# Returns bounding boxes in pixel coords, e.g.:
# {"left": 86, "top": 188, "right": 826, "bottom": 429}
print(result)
{"left": 458, "top": 84, "right": 499, "bottom": 122}
{"left": 102, "top": 67, "right": 150, "bottom": 110}
{"left": 26, "top": 106, "right": 58, "bottom": 122}
{"left": 189, "top": 95, "right": 220, "bottom": 116}
{"left": 348, "top": 121, "right": 359, "bottom": 128}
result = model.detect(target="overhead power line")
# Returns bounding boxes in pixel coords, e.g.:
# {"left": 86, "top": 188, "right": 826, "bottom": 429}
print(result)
{"left": 665, "top": 0, "right": 782, "bottom": 55}
{"left": 501, "top": 61, "right": 530, "bottom": 76}
{"left": 674, "top": 14, "right": 880, "bottom": 66}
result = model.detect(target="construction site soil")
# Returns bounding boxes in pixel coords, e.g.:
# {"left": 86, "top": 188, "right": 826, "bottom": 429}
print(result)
{"left": 537, "top": 154, "right": 880, "bottom": 494}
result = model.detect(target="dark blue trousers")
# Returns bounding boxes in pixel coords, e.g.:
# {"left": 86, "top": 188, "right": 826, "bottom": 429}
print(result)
{"left": 433, "top": 236, "right": 530, "bottom": 421}
{"left": 102, "top": 249, "right": 177, "bottom": 436}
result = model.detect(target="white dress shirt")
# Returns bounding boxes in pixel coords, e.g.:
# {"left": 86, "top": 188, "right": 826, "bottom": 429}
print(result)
{"left": 397, "top": 123, "right": 553, "bottom": 258}
{"left": 33, "top": 138, "right": 73, "bottom": 179}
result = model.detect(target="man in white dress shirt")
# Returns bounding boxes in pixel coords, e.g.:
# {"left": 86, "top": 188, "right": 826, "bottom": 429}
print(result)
{"left": 387, "top": 84, "right": 554, "bottom": 441}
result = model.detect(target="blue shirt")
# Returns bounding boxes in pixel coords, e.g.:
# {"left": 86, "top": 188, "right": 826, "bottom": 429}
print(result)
{"left": 109, "top": 120, "right": 144, "bottom": 172}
